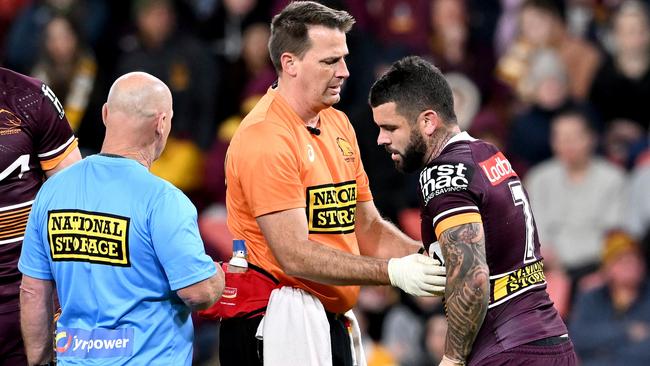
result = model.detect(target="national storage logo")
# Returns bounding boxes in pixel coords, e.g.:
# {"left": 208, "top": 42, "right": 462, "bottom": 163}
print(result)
{"left": 306, "top": 181, "right": 356, "bottom": 234}
{"left": 48, "top": 209, "right": 130, "bottom": 266}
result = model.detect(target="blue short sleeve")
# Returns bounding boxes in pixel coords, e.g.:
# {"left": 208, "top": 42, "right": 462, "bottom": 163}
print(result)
{"left": 150, "top": 189, "right": 216, "bottom": 291}
{"left": 18, "top": 199, "right": 53, "bottom": 280}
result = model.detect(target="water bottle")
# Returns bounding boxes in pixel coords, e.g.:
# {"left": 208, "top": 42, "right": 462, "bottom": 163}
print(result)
{"left": 227, "top": 239, "right": 248, "bottom": 273}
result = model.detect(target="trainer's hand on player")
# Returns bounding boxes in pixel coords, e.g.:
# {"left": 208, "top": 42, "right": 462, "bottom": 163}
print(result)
{"left": 387, "top": 253, "right": 446, "bottom": 296}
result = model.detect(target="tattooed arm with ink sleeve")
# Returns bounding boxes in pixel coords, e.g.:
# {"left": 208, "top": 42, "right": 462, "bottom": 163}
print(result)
{"left": 438, "top": 222, "right": 490, "bottom": 366}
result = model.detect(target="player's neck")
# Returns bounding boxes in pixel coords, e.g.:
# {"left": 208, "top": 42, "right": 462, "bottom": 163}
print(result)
{"left": 426, "top": 126, "right": 461, "bottom": 164}
{"left": 275, "top": 80, "right": 321, "bottom": 126}
{"left": 100, "top": 144, "right": 152, "bottom": 169}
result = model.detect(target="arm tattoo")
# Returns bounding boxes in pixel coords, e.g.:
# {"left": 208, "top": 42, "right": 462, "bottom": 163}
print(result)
{"left": 440, "top": 222, "right": 489, "bottom": 361}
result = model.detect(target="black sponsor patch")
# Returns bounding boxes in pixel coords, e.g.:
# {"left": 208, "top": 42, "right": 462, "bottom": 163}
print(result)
{"left": 306, "top": 181, "right": 357, "bottom": 234}
{"left": 419, "top": 162, "right": 474, "bottom": 205}
{"left": 48, "top": 209, "right": 130, "bottom": 266}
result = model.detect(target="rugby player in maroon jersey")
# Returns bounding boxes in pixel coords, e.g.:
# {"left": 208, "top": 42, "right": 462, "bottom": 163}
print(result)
{"left": 0, "top": 67, "right": 81, "bottom": 364}
{"left": 369, "top": 56, "right": 576, "bottom": 366}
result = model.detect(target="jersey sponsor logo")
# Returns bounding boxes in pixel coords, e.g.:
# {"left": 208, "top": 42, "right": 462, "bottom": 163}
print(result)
{"left": 419, "top": 162, "right": 473, "bottom": 205}
{"left": 48, "top": 209, "right": 130, "bottom": 266}
{"left": 0, "top": 109, "right": 22, "bottom": 136}
{"left": 489, "top": 260, "right": 546, "bottom": 308}
{"left": 221, "top": 286, "right": 237, "bottom": 299}
{"left": 336, "top": 137, "right": 355, "bottom": 163}
{"left": 306, "top": 181, "right": 356, "bottom": 234}
{"left": 41, "top": 83, "right": 65, "bottom": 119}
{"left": 479, "top": 152, "right": 517, "bottom": 186}
{"left": 55, "top": 328, "right": 134, "bottom": 358}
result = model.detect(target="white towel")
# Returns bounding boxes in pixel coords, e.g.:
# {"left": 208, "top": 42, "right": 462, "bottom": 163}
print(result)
{"left": 344, "top": 310, "right": 367, "bottom": 366}
{"left": 256, "top": 287, "right": 332, "bottom": 366}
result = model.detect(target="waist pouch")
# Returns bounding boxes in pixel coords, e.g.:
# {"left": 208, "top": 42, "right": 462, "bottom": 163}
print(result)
{"left": 198, "top": 262, "right": 279, "bottom": 320}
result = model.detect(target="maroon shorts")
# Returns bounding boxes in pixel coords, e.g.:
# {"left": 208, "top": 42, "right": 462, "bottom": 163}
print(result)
{"left": 0, "top": 308, "right": 27, "bottom": 365}
{"left": 477, "top": 338, "right": 577, "bottom": 366}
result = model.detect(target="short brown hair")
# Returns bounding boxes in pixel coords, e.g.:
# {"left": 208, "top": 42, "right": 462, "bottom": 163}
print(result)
{"left": 268, "top": 1, "right": 355, "bottom": 72}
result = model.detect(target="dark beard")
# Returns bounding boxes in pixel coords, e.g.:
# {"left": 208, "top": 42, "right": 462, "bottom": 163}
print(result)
{"left": 395, "top": 129, "right": 428, "bottom": 173}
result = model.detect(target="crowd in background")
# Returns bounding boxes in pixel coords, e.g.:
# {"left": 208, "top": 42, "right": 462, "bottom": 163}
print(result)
{"left": 1, "top": 0, "right": 650, "bottom": 364}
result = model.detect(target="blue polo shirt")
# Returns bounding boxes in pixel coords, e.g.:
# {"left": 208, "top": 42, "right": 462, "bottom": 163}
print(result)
{"left": 19, "top": 154, "right": 216, "bottom": 365}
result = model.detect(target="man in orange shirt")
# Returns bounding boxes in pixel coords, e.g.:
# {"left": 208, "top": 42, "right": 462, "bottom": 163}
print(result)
{"left": 222, "top": 2, "right": 446, "bottom": 365}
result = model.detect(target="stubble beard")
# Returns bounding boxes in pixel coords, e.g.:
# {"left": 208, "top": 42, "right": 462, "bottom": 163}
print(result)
{"left": 395, "top": 129, "right": 428, "bottom": 173}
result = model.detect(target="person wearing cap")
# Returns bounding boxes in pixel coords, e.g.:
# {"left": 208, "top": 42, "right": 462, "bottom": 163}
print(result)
{"left": 570, "top": 230, "right": 650, "bottom": 366}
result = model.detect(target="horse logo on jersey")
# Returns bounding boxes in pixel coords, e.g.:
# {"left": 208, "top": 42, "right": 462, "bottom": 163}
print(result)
{"left": 336, "top": 137, "right": 355, "bottom": 163}
{"left": 419, "top": 162, "right": 473, "bottom": 205}
{"left": 0, "top": 109, "right": 22, "bottom": 136}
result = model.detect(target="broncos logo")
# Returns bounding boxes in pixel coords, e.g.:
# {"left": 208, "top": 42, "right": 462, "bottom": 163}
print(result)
{"left": 0, "top": 109, "right": 21, "bottom": 135}
{"left": 336, "top": 137, "right": 354, "bottom": 157}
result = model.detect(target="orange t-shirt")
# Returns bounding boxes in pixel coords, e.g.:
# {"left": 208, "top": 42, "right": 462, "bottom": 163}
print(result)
{"left": 225, "top": 87, "right": 372, "bottom": 313}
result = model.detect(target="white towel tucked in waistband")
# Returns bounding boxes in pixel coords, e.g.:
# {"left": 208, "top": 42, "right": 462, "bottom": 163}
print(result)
{"left": 256, "top": 287, "right": 332, "bottom": 365}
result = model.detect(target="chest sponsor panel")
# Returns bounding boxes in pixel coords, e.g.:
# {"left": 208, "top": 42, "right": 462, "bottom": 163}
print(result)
{"left": 306, "top": 181, "right": 356, "bottom": 234}
{"left": 419, "top": 162, "right": 474, "bottom": 205}
{"left": 489, "top": 261, "right": 546, "bottom": 308}
{"left": 48, "top": 210, "right": 130, "bottom": 266}
{"left": 55, "top": 327, "right": 134, "bottom": 358}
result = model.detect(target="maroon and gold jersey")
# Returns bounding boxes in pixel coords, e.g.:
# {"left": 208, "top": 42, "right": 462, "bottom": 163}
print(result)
{"left": 0, "top": 67, "right": 77, "bottom": 313}
{"left": 419, "top": 132, "right": 567, "bottom": 364}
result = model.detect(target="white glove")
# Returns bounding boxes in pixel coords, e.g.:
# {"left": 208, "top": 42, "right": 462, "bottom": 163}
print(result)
{"left": 387, "top": 253, "right": 446, "bottom": 296}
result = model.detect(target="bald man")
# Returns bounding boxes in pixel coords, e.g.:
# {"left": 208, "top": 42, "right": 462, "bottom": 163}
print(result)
{"left": 18, "top": 72, "right": 224, "bottom": 366}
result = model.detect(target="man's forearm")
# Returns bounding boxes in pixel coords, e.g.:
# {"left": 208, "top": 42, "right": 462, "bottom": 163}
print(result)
{"left": 20, "top": 277, "right": 54, "bottom": 365}
{"left": 357, "top": 215, "right": 422, "bottom": 259}
{"left": 440, "top": 223, "right": 489, "bottom": 362}
{"left": 278, "top": 238, "right": 391, "bottom": 286}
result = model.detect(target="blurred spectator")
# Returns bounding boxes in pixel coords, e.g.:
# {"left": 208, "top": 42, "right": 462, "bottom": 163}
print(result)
{"left": 508, "top": 48, "right": 579, "bottom": 171}
{"left": 366, "top": 0, "right": 431, "bottom": 54}
{"left": 589, "top": 0, "right": 650, "bottom": 133}
{"left": 526, "top": 108, "right": 626, "bottom": 282}
{"left": 355, "top": 287, "right": 399, "bottom": 366}
{"left": 31, "top": 15, "right": 96, "bottom": 132}
{"left": 4, "top": 0, "right": 107, "bottom": 73}
{"left": 0, "top": 0, "right": 29, "bottom": 60}
{"left": 542, "top": 246, "right": 573, "bottom": 320}
{"left": 426, "top": 0, "right": 498, "bottom": 101}
{"left": 497, "top": 0, "right": 600, "bottom": 101}
{"left": 382, "top": 295, "right": 443, "bottom": 366}
{"left": 117, "top": 0, "right": 217, "bottom": 195}
{"left": 421, "top": 312, "right": 447, "bottom": 365}
{"left": 446, "top": 72, "right": 481, "bottom": 131}
{"left": 570, "top": 230, "right": 650, "bottom": 366}
{"left": 625, "top": 164, "right": 650, "bottom": 240}
{"left": 603, "top": 118, "right": 646, "bottom": 169}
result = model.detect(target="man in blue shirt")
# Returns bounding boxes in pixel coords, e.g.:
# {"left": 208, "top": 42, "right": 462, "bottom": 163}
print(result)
{"left": 18, "top": 72, "right": 224, "bottom": 365}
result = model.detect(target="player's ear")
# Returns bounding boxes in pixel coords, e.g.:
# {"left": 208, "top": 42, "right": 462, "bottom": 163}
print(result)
{"left": 155, "top": 113, "right": 166, "bottom": 136}
{"left": 420, "top": 110, "right": 437, "bottom": 136}
{"left": 281, "top": 52, "right": 298, "bottom": 77}
{"left": 101, "top": 103, "right": 108, "bottom": 126}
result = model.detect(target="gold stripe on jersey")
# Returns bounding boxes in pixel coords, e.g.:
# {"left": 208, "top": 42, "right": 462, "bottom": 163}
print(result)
{"left": 434, "top": 212, "right": 482, "bottom": 238}
{"left": 40, "top": 138, "right": 78, "bottom": 171}
{"left": 0, "top": 205, "right": 31, "bottom": 240}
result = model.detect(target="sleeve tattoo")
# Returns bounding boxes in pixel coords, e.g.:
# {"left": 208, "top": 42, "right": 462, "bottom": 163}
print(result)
{"left": 440, "top": 222, "right": 490, "bottom": 362}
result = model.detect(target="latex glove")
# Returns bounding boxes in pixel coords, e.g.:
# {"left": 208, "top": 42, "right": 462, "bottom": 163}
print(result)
{"left": 387, "top": 253, "right": 446, "bottom": 296}
{"left": 439, "top": 355, "right": 465, "bottom": 366}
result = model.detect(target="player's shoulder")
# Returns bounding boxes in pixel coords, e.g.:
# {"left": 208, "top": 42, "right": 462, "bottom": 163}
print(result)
{"left": 0, "top": 67, "right": 42, "bottom": 92}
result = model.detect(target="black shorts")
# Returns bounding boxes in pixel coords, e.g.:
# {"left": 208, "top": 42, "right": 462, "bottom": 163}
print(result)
{"left": 219, "top": 311, "right": 352, "bottom": 366}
